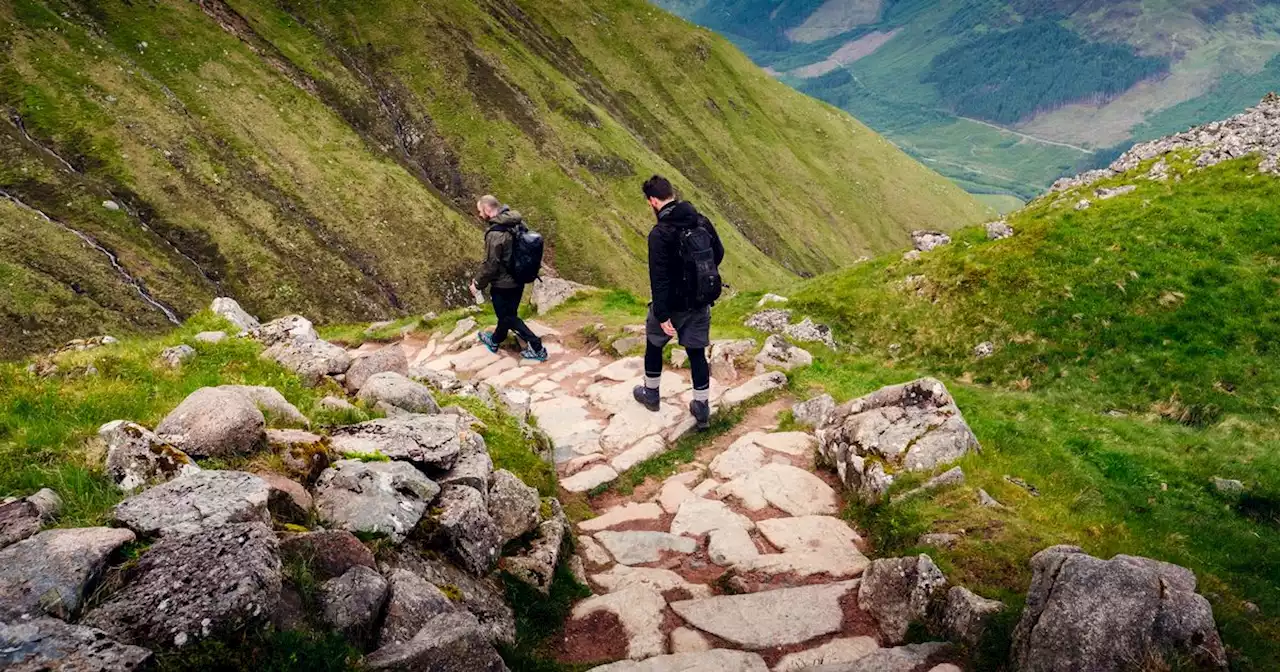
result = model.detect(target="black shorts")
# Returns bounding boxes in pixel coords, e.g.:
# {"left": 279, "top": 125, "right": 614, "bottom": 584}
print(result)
{"left": 646, "top": 304, "right": 711, "bottom": 349}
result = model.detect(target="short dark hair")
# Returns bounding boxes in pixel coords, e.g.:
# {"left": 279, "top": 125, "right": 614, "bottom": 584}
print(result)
{"left": 642, "top": 175, "right": 675, "bottom": 201}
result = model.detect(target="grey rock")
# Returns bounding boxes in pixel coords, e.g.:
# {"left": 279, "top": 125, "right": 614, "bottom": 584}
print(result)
{"left": 0, "top": 527, "right": 136, "bottom": 620}
{"left": 1011, "top": 545, "right": 1227, "bottom": 671}
{"left": 895, "top": 467, "right": 965, "bottom": 502}
{"left": 744, "top": 308, "right": 792, "bottom": 334}
{"left": 318, "top": 565, "right": 389, "bottom": 644}
{"left": 757, "top": 293, "right": 789, "bottom": 307}
{"left": 487, "top": 469, "right": 541, "bottom": 546}
{"left": 158, "top": 345, "right": 195, "bottom": 368}
{"left": 83, "top": 523, "right": 281, "bottom": 649}
{"left": 154, "top": 387, "right": 266, "bottom": 458}
{"left": 594, "top": 530, "right": 697, "bottom": 565}
{"left": 784, "top": 317, "right": 836, "bottom": 349}
{"left": 589, "top": 650, "right": 769, "bottom": 671}
{"left": 498, "top": 388, "right": 532, "bottom": 420}
{"left": 409, "top": 367, "right": 463, "bottom": 394}
{"left": 917, "top": 533, "right": 961, "bottom": 549}
{"left": 279, "top": 529, "right": 377, "bottom": 581}
{"left": 194, "top": 330, "right": 227, "bottom": 344}
{"left": 799, "top": 642, "right": 952, "bottom": 672}
{"left": 329, "top": 414, "right": 465, "bottom": 471}
{"left": 210, "top": 297, "right": 259, "bottom": 333}
{"left": 255, "top": 472, "right": 312, "bottom": 523}
{"left": 266, "top": 428, "right": 331, "bottom": 483}
{"left": 357, "top": 372, "right": 441, "bottom": 414}
{"left": 612, "top": 335, "right": 646, "bottom": 356}
{"left": 503, "top": 500, "right": 567, "bottom": 593}
{"left": 319, "top": 396, "right": 358, "bottom": 413}
{"left": 252, "top": 315, "right": 318, "bottom": 347}
{"left": 755, "top": 334, "right": 813, "bottom": 371}
{"left": 912, "top": 230, "right": 952, "bottom": 252}
{"left": 817, "top": 378, "right": 980, "bottom": 503}
{"left": 670, "top": 581, "right": 861, "bottom": 649}
{"left": 858, "top": 555, "right": 950, "bottom": 645}
{"left": 218, "top": 385, "right": 310, "bottom": 427}
{"left": 378, "top": 568, "right": 458, "bottom": 648}
{"left": 985, "top": 220, "right": 1014, "bottom": 240}
{"left": 438, "top": 432, "right": 494, "bottom": 494}
{"left": 364, "top": 610, "right": 508, "bottom": 672}
{"left": 113, "top": 470, "right": 270, "bottom": 537}
{"left": 261, "top": 338, "right": 351, "bottom": 386}
{"left": 432, "top": 485, "right": 503, "bottom": 576}
{"left": 1095, "top": 184, "right": 1136, "bottom": 200}
{"left": 314, "top": 460, "right": 439, "bottom": 543}
{"left": 530, "top": 276, "right": 593, "bottom": 314}
{"left": 383, "top": 550, "right": 516, "bottom": 644}
{"left": 1212, "top": 477, "right": 1244, "bottom": 494}
{"left": 24, "top": 489, "right": 61, "bottom": 520}
{"left": 100, "top": 420, "right": 201, "bottom": 491}
{"left": 0, "top": 618, "right": 153, "bottom": 672}
{"left": 793, "top": 394, "right": 836, "bottom": 428}
{"left": 977, "top": 488, "right": 1005, "bottom": 508}
{"left": 0, "top": 501, "right": 42, "bottom": 549}
{"left": 973, "top": 341, "right": 995, "bottom": 358}
{"left": 346, "top": 345, "right": 409, "bottom": 392}
{"left": 1075, "top": 199, "right": 1092, "bottom": 211}
{"left": 942, "top": 586, "right": 1003, "bottom": 646}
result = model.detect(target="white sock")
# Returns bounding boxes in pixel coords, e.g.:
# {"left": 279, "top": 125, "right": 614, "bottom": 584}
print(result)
{"left": 693, "top": 387, "right": 710, "bottom": 402}
{"left": 644, "top": 375, "right": 661, "bottom": 390}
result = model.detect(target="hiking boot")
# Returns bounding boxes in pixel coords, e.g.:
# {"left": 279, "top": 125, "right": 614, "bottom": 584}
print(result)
{"left": 632, "top": 385, "right": 660, "bottom": 412}
{"left": 690, "top": 399, "right": 711, "bottom": 431}
{"left": 479, "top": 331, "right": 499, "bottom": 354}
{"left": 521, "top": 346, "right": 549, "bottom": 362}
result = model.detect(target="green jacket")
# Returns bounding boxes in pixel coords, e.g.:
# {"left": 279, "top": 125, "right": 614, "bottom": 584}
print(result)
{"left": 475, "top": 208, "right": 523, "bottom": 291}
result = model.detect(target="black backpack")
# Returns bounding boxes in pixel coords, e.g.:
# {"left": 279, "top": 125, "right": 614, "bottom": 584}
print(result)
{"left": 679, "top": 216, "right": 722, "bottom": 307}
{"left": 506, "top": 223, "right": 544, "bottom": 284}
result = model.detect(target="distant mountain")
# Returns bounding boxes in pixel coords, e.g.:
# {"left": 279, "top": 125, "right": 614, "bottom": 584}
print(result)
{"left": 655, "top": 0, "right": 1280, "bottom": 200}
{"left": 0, "top": 0, "right": 988, "bottom": 358}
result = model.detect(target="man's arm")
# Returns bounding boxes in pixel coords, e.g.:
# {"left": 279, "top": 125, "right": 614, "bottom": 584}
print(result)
{"left": 648, "top": 228, "right": 673, "bottom": 323}
{"left": 474, "top": 230, "right": 502, "bottom": 291}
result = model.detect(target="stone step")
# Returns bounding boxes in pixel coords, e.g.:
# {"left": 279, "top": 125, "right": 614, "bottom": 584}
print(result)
{"left": 668, "top": 580, "right": 861, "bottom": 650}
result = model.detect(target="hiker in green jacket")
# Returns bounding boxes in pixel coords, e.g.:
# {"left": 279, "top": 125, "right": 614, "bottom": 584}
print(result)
{"left": 470, "top": 195, "right": 547, "bottom": 361}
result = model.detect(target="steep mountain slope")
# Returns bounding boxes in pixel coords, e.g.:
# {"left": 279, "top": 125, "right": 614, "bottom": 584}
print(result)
{"left": 656, "top": 0, "right": 1280, "bottom": 199}
{"left": 0, "top": 0, "right": 988, "bottom": 359}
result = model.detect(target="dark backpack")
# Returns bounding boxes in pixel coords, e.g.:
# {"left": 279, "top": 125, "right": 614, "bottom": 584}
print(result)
{"left": 679, "top": 216, "right": 722, "bottom": 307}
{"left": 506, "top": 223, "right": 544, "bottom": 284}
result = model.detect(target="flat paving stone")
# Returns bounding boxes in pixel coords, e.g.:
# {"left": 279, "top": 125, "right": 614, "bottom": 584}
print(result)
{"left": 657, "top": 481, "right": 695, "bottom": 514}
{"left": 611, "top": 435, "right": 667, "bottom": 472}
{"left": 757, "top": 516, "right": 862, "bottom": 554}
{"left": 578, "top": 535, "right": 614, "bottom": 566}
{"left": 594, "top": 531, "right": 696, "bottom": 565}
{"left": 709, "top": 440, "right": 767, "bottom": 481}
{"left": 668, "top": 580, "right": 860, "bottom": 649}
{"left": 774, "top": 636, "right": 881, "bottom": 672}
{"left": 587, "top": 649, "right": 769, "bottom": 671}
{"left": 572, "top": 585, "right": 667, "bottom": 660}
{"left": 720, "top": 372, "right": 786, "bottom": 408}
{"left": 708, "top": 526, "right": 759, "bottom": 567}
{"left": 590, "top": 565, "right": 712, "bottom": 598}
{"left": 669, "top": 497, "right": 753, "bottom": 537}
{"left": 752, "top": 432, "right": 818, "bottom": 456}
{"left": 561, "top": 465, "right": 618, "bottom": 493}
{"left": 579, "top": 502, "right": 665, "bottom": 533}
{"left": 716, "top": 464, "right": 838, "bottom": 516}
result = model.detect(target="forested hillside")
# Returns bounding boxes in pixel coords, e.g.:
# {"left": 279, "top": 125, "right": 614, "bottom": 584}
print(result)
{"left": 656, "top": 0, "right": 1280, "bottom": 200}
{"left": 0, "top": 0, "right": 988, "bottom": 359}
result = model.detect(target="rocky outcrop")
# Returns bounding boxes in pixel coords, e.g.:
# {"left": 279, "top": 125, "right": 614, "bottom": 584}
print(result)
{"left": 83, "top": 523, "right": 281, "bottom": 649}
{"left": 755, "top": 334, "right": 813, "bottom": 371}
{"left": 346, "top": 345, "right": 409, "bottom": 392}
{"left": 502, "top": 500, "right": 568, "bottom": 593}
{"left": 986, "top": 220, "right": 1014, "bottom": 240}
{"left": 858, "top": 555, "right": 950, "bottom": 645}
{"left": 314, "top": 460, "right": 440, "bottom": 543}
{"left": 211, "top": 297, "right": 259, "bottom": 333}
{"left": 385, "top": 551, "right": 516, "bottom": 645}
{"left": 364, "top": 610, "right": 509, "bottom": 672}
{"left": 357, "top": 372, "right": 441, "bottom": 414}
{"left": 252, "top": 315, "right": 319, "bottom": 347}
{"left": 1011, "top": 545, "right": 1227, "bottom": 671}
{"left": 430, "top": 485, "right": 503, "bottom": 576}
{"left": 531, "top": 276, "right": 593, "bottom": 314}
{"left": 0, "top": 527, "right": 136, "bottom": 621}
{"left": 154, "top": 387, "right": 266, "bottom": 458}
{"left": 100, "top": 420, "right": 201, "bottom": 490}
{"left": 941, "top": 586, "right": 1003, "bottom": 647}
{"left": 793, "top": 394, "right": 836, "bottom": 428}
{"left": 487, "top": 469, "right": 541, "bottom": 545}
{"left": 329, "top": 414, "right": 466, "bottom": 472}
{"left": 817, "top": 378, "right": 980, "bottom": 503}
{"left": 0, "top": 618, "right": 153, "bottom": 672}
{"left": 113, "top": 470, "right": 270, "bottom": 537}
{"left": 912, "top": 230, "right": 952, "bottom": 252}
{"left": 744, "top": 308, "right": 792, "bottom": 334}
{"left": 261, "top": 338, "right": 352, "bottom": 386}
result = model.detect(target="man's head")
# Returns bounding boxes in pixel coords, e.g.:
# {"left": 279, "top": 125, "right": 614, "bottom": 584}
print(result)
{"left": 642, "top": 175, "right": 676, "bottom": 211}
{"left": 476, "top": 195, "right": 502, "bottom": 221}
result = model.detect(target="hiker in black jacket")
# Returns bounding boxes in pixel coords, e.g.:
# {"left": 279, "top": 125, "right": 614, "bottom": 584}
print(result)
{"left": 470, "top": 195, "right": 547, "bottom": 361}
{"left": 633, "top": 175, "right": 725, "bottom": 430}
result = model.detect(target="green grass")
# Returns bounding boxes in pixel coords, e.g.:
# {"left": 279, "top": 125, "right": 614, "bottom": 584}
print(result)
{"left": 500, "top": 561, "right": 593, "bottom": 672}
{"left": 440, "top": 395, "right": 557, "bottom": 498}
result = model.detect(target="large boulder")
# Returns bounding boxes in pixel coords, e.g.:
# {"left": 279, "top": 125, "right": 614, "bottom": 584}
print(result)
{"left": 252, "top": 315, "right": 318, "bottom": 346}
{"left": 941, "top": 586, "right": 1004, "bottom": 647}
{"left": 817, "top": 378, "right": 980, "bottom": 503}
{"left": 100, "top": 420, "right": 201, "bottom": 491}
{"left": 314, "top": 460, "right": 439, "bottom": 543}
{"left": 211, "top": 297, "right": 259, "bottom": 333}
{"left": 83, "top": 523, "right": 281, "bottom": 649}
{"left": 502, "top": 500, "right": 567, "bottom": 594}
{"left": 363, "top": 610, "right": 508, "bottom": 672}
{"left": 0, "top": 527, "right": 136, "bottom": 621}
{"left": 317, "top": 565, "right": 389, "bottom": 645}
{"left": 0, "top": 618, "right": 153, "bottom": 672}
{"left": 154, "top": 387, "right": 266, "bottom": 458}
{"left": 217, "top": 385, "right": 310, "bottom": 427}
{"left": 346, "top": 345, "right": 409, "bottom": 392}
{"left": 755, "top": 334, "right": 813, "bottom": 371}
{"left": 858, "top": 554, "right": 950, "bottom": 645}
{"left": 279, "top": 529, "right": 376, "bottom": 581}
{"left": 357, "top": 373, "right": 441, "bottom": 414}
{"left": 261, "top": 338, "right": 351, "bottom": 386}
{"left": 530, "top": 276, "right": 593, "bottom": 314}
{"left": 430, "top": 485, "right": 503, "bottom": 576}
{"left": 113, "top": 470, "right": 270, "bottom": 537}
{"left": 383, "top": 551, "right": 516, "bottom": 644}
{"left": 378, "top": 568, "right": 459, "bottom": 648}
{"left": 1011, "top": 545, "right": 1227, "bottom": 671}
{"left": 487, "top": 469, "right": 541, "bottom": 546}
{"left": 329, "top": 414, "right": 465, "bottom": 472}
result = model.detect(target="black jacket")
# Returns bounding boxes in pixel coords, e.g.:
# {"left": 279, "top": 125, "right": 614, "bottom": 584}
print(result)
{"left": 475, "top": 208, "right": 523, "bottom": 291}
{"left": 648, "top": 200, "right": 724, "bottom": 322}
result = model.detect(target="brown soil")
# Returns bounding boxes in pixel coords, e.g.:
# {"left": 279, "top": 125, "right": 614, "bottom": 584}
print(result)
{"left": 557, "top": 610, "right": 628, "bottom": 665}
{"left": 594, "top": 513, "right": 675, "bottom": 534}
{"left": 693, "top": 395, "right": 794, "bottom": 465}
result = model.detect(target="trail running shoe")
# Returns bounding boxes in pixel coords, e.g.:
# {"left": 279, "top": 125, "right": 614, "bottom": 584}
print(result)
{"left": 521, "top": 346, "right": 549, "bottom": 362}
{"left": 479, "top": 331, "right": 499, "bottom": 354}
{"left": 690, "top": 399, "right": 711, "bottom": 431}
{"left": 632, "top": 385, "right": 660, "bottom": 412}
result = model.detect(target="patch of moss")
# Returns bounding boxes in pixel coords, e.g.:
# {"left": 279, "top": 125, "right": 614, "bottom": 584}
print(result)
{"left": 439, "top": 583, "right": 464, "bottom": 602}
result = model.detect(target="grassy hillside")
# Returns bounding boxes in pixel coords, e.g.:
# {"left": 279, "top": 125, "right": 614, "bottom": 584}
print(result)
{"left": 657, "top": 0, "right": 1280, "bottom": 198}
{"left": 0, "top": 0, "right": 988, "bottom": 359}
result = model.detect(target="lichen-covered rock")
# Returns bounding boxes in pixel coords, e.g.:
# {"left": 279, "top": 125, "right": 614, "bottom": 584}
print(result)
{"left": 383, "top": 551, "right": 516, "bottom": 644}
{"left": 793, "top": 394, "right": 836, "bottom": 428}
{"left": 329, "top": 414, "right": 465, "bottom": 472}
{"left": 378, "top": 568, "right": 459, "bottom": 648}
{"left": 912, "top": 230, "right": 952, "bottom": 252}
{"left": 0, "top": 617, "right": 153, "bottom": 672}
{"left": 83, "top": 523, "right": 281, "bottom": 649}
{"left": 266, "top": 429, "right": 331, "bottom": 483}
{"left": 502, "top": 500, "right": 567, "bottom": 593}
{"left": 314, "top": 460, "right": 440, "bottom": 543}
{"left": 531, "top": 276, "right": 593, "bottom": 314}
{"left": 743, "top": 309, "right": 792, "bottom": 334}
{"left": 858, "top": 554, "right": 950, "bottom": 645}
{"left": 211, "top": 297, "right": 259, "bottom": 334}
{"left": 817, "top": 378, "right": 980, "bottom": 503}
{"left": 941, "top": 586, "right": 1003, "bottom": 647}
{"left": 986, "top": 220, "right": 1014, "bottom": 240}
{"left": 783, "top": 318, "right": 836, "bottom": 349}
{"left": 432, "top": 485, "right": 503, "bottom": 576}
{"left": 487, "top": 470, "right": 541, "bottom": 546}
{"left": 100, "top": 420, "right": 200, "bottom": 491}
{"left": 318, "top": 565, "right": 388, "bottom": 645}
{"left": 0, "top": 501, "right": 42, "bottom": 550}
{"left": 755, "top": 334, "right": 813, "bottom": 371}
{"left": 1011, "top": 545, "right": 1227, "bottom": 671}
{"left": 158, "top": 345, "right": 195, "bottom": 368}
{"left": 346, "top": 345, "right": 409, "bottom": 393}
{"left": 357, "top": 372, "right": 440, "bottom": 414}
{"left": 364, "top": 610, "right": 508, "bottom": 672}
{"left": 154, "top": 387, "right": 266, "bottom": 458}
{"left": 252, "top": 315, "right": 318, "bottom": 346}
{"left": 279, "top": 529, "right": 377, "bottom": 581}
{"left": 218, "top": 385, "right": 310, "bottom": 427}
{"left": 261, "top": 338, "right": 351, "bottom": 386}
{"left": 0, "top": 527, "right": 136, "bottom": 621}
{"left": 113, "top": 470, "right": 270, "bottom": 537}
{"left": 438, "top": 432, "right": 494, "bottom": 494}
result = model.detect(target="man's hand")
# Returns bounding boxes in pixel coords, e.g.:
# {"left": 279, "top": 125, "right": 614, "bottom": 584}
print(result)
{"left": 660, "top": 320, "right": 677, "bottom": 337}
{"left": 469, "top": 280, "right": 479, "bottom": 294}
